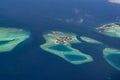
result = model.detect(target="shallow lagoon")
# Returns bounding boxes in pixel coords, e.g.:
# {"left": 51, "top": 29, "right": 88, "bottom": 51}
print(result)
{"left": 103, "top": 48, "right": 120, "bottom": 70}
{"left": 64, "top": 54, "right": 87, "bottom": 61}
{"left": 48, "top": 44, "right": 72, "bottom": 52}
{"left": 106, "top": 54, "right": 120, "bottom": 69}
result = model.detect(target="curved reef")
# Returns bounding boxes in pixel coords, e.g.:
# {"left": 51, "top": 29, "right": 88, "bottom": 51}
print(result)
{"left": 0, "top": 27, "right": 30, "bottom": 52}
{"left": 40, "top": 31, "right": 93, "bottom": 64}
{"left": 96, "top": 23, "right": 120, "bottom": 38}
{"left": 80, "top": 36, "right": 103, "bottom": 44}
{"left": 103, "top": 48, "right": 120, "bottom": 70}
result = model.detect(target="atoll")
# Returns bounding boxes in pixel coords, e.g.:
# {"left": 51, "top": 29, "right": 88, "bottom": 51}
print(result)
{"left": 40, "top": 31, "right": 93, "bottom": 64}
{"left": 103, "top": 48, "right": 120, "bottom": 70}
{"left": 96, "top": 23, "right": 120, "bottom": 38}
{"left": 0, "top": 27, "right": 30, "bottom": 52}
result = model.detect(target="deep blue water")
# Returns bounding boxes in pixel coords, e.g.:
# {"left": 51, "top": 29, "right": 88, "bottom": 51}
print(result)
{"left": 0, "top": 0, "right": 120, "bottom": 80}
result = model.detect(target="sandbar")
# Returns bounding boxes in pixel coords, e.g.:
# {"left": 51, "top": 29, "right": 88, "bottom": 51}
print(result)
{"left": 80, "top": 36, "right": 103, "bottom": 44}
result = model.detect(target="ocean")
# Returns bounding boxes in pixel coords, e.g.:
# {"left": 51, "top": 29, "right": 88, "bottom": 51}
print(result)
{"left": 0, "top": 0, "right": 120, "bottom": 80}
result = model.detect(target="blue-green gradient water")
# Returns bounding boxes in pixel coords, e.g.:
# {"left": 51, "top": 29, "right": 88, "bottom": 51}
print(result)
{"left": 49, "top": 44, "right": 72, "bottom": 52}
{"left": 64, "top": 54, "right": 87, "bottom": 61}
{"left": 0, "top": 0, "right": 120, "bottom": 80}
{"left": 106, "top": 54, "right": 120, "bottom": 68}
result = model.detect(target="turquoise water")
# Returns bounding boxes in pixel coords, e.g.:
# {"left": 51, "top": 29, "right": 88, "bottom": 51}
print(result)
{"left": 106, "top": 54, "right": 120, "bottom": 68}
{"left": 0, "top": 40, "right": 12, "bottom": 45}
{"left": 0, "top": 0, "right": 120, "bottom": 80}
{"left": 64, "top": 54, "right": 87, "bottom": 61}
{"left": 48, "top": 44, "right": 72, "bottom": 52}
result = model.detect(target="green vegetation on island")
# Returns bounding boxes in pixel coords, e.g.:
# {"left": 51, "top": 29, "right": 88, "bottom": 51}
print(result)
{"left": 96, "top": 23, "right": 120, "bottom": 38}
{"left": 80, "top": 36, "right": 103, "bottom": 44}
{"left": 103, "top": 48, "right": 120, "bottom": 70}
{"left": 0, "top": 27, "right": 30, "bottom": 52}
{"left": 40, "top": 31, "right": 93, "bottom": 64}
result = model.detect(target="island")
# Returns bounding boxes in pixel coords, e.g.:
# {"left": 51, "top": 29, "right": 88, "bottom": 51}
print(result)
{"left": 103, "top": 48, "right": 120, "bottom": 70}
{"left": 96, "top": 23, "right": 120, "bottom": 38}
{"left": 0, "top": 27, "right": 30, "bottom": 52}
{"left": 40, "top": 31, "right": 93, "bottom": 64}
{"left": 80, "top": 36, "right": 103, "bottom": 44}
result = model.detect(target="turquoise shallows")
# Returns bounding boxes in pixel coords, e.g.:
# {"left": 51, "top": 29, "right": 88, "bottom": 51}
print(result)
{"left": 48, "top": 44, "right": 72, "bottom": 52}
{"left": 64, "top": 54, "right": 87, "bottom": 61}
{"left": 106, "top": 54, "right": 120, "bottom": 68}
